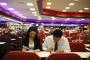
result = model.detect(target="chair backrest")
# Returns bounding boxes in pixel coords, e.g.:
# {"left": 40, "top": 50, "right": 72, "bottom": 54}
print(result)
{"left": 3, "top": 51, "right": 40, "bottom": 60}
{"left": 0, "top": 35, "right": 10, "bottom": 43}
{"left": 87, "top": 56, "right": 90, "bottom": 60}
{"left": 0, "top": 43, "right": 10, "bottom": 60}
{"left": 70, "top": 42, "right": 86, "bottom": 52}
{"left": 63, "top": 31, "right": 69, "bottom": 37}
{"left": 46, "top": 53, "right": 82, "bottom": 60}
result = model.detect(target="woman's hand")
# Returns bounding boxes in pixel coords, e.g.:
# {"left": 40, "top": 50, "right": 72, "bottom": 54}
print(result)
{"left": 22, "top": 48, "right": 27, "bottom": 51}
{"left": 34, "top": 49, "right": 40, "bottom": 52}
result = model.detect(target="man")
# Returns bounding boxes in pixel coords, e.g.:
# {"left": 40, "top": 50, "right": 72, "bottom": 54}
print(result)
{"left": 43, "top": 29, "right": 71, "bottom": 52}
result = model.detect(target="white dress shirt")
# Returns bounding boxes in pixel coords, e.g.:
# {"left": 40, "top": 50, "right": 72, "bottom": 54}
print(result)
{"left": 43, "top": 35, "right": 71, "bottom": 52}
{"left": 29, "top": 42, "right": 34, "bottom": 49}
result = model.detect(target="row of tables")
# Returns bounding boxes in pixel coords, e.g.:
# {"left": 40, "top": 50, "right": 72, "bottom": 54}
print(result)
{"left": 0, "top": 42, "right": 90, "bottom": 59}
{"left": 26, "top": 44, "right": 90, "bottom": 59}
{"left": 26, "top": 51, "right": 90, "bottom": 59}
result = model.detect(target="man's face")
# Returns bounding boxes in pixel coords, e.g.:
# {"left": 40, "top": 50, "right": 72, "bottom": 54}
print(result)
{"left": 53, "top": 36, "right": 61, "bottom": 43}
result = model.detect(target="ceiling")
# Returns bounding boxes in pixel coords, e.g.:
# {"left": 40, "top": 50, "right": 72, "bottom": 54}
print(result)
{"left": 42, "top": 0, "right": 90, "bottom": 18}
{"left": 0, "top": 0, "right": 39, "bottom": 19}
{"left": 0, "top": 0, "right": 90, "bottom": 24}
{"left": 43, "top": 0, "right": 90, "bottom": 12}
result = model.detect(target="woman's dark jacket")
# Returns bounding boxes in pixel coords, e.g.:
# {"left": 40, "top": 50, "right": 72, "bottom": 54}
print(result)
{"left": 22, "top": 36, "right": 42, "bottom": 50}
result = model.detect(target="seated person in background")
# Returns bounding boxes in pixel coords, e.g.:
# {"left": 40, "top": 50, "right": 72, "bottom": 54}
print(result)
{"left": 43, "top": 29, "right": 71, "bottom": 52}
{"left": 22, "top": 27, "right": 42, "bottom": 51}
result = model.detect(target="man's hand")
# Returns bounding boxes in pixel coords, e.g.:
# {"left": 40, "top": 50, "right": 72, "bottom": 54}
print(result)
{"left": 56, "top": 48, "right": 64, "bottom": 52}
{"left": 46, "top": 47, "right": 53, "bottom": 52}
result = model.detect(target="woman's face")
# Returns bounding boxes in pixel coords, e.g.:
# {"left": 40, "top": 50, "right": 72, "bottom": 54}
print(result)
{"left": 29, "top": 31, "right": 36, "bottom": 38}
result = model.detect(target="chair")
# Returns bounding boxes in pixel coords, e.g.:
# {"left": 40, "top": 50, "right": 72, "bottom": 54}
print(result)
{"left": 3, "top": 51, "right": 41, "bottom": 60}
{"left": 70, "top": 42, "right": 86, "bottom": 52}
{"left": 87, "top": 56, "right": 90, "bottom": 60}
{"left": 0, "top": 43, "right": 10, "bottom": 60}
{"left": 0, "top": 34, "right": 11, "bottom": 43}
{"left": 10, "top": 38, "right": 22, "bottom": 51}
{"left": 46, "top": 53, "right": 82, "bottom": 60}
{"left": 63, "top": 31, "right": 69, "bottom": 37}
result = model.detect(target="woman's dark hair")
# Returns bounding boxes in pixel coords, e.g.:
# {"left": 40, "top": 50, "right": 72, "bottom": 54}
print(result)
{"left": 26, "top": 27, "right": 38, "bottom": 39}
{"left": 53, "top": 29, "right": 63, "bottom": 37}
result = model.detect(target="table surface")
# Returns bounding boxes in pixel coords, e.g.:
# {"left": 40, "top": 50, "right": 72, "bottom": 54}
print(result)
{"left": 85, "top": 44, "right": 90, "bottom": 47}
{"left": 25, "top": 51, "right": 90, "bottom": 58}
{"left": 70, "top": 52, "right": 90, "bottom": 58}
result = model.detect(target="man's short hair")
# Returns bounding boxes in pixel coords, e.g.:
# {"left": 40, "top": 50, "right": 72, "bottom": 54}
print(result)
{"left": 53, "top": 29, "right": 63, "bottom": 37}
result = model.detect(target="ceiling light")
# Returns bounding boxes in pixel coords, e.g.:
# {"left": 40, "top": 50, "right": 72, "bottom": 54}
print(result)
{"left": 65, "top": 20, "right": 69, "bottom": 21}
{"left": 65, "top": 18, "right": 70, "bottom": 21}
{"left": 65, "top": 7, "right": 70, "bottom": 9}
{"left": 17, "top": 14, "right": 23, "bottom": 16}
{"left": 13, "top": 11, "right": 19, "bottom": 13}
{"left": 30, "top": 8, "right": 35, "bottom": 11}
{"left": 65, "top": 18, "right": 70, "bottom": 20}
{"left": 51, "top": 17, "right": 56, "bottom": 20}
{"left": 8, "top": 8, "right": 14, "bottom": 10}
{"left": 81, "top": 19, "right": 85, "bottom": 20}
{"left": 46, "top": 6, "right": 50, "bottom": 9}
{"left": 74, "top": 0, "right": 79, "bottom": 1}
{"left": 20, "top": 16, "right": 27, "bottom": 18}
{"left": 69, "top": 3, "right": 74, "bottom": 6}
{"left": 77, "top": 20, "right": 80, "bottom": 21}
{"left": 62, "top": 10, "right": 67, "bottom": 12}
{"left": 26, "top": 3, "right": 33, "bottom": 6}
{"left": 47, "top": 2, "right": 51, "bottom": 5}
{"left": 61, "top": 24, "right": 64, "bottom": 26}
{"left": 84, "top": 8, "right": 89, "bottom": 10}
{"left": 33, "top": 14, "right": 37, "bottom": 16}
{"left": 38, "top": 18, "right": 41, "bottom": 20}
{"left": 38, "top": 16, "right": 41, "bottom": 20}
{"left": 32, "top": 12, "right": 37, "bottom": 14}
{"left": 78, "top": 10, "right": 83, "bottom": 12}
{"left": 36, "top": 24, "right": 39, "bottom": 26}
{"left": 0, "top": 3, "right": 7, "bottom": 5}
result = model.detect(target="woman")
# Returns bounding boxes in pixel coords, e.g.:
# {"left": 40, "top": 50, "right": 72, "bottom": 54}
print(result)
{"left": 22, "top": 27, "right": 42, "bottom": 51}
